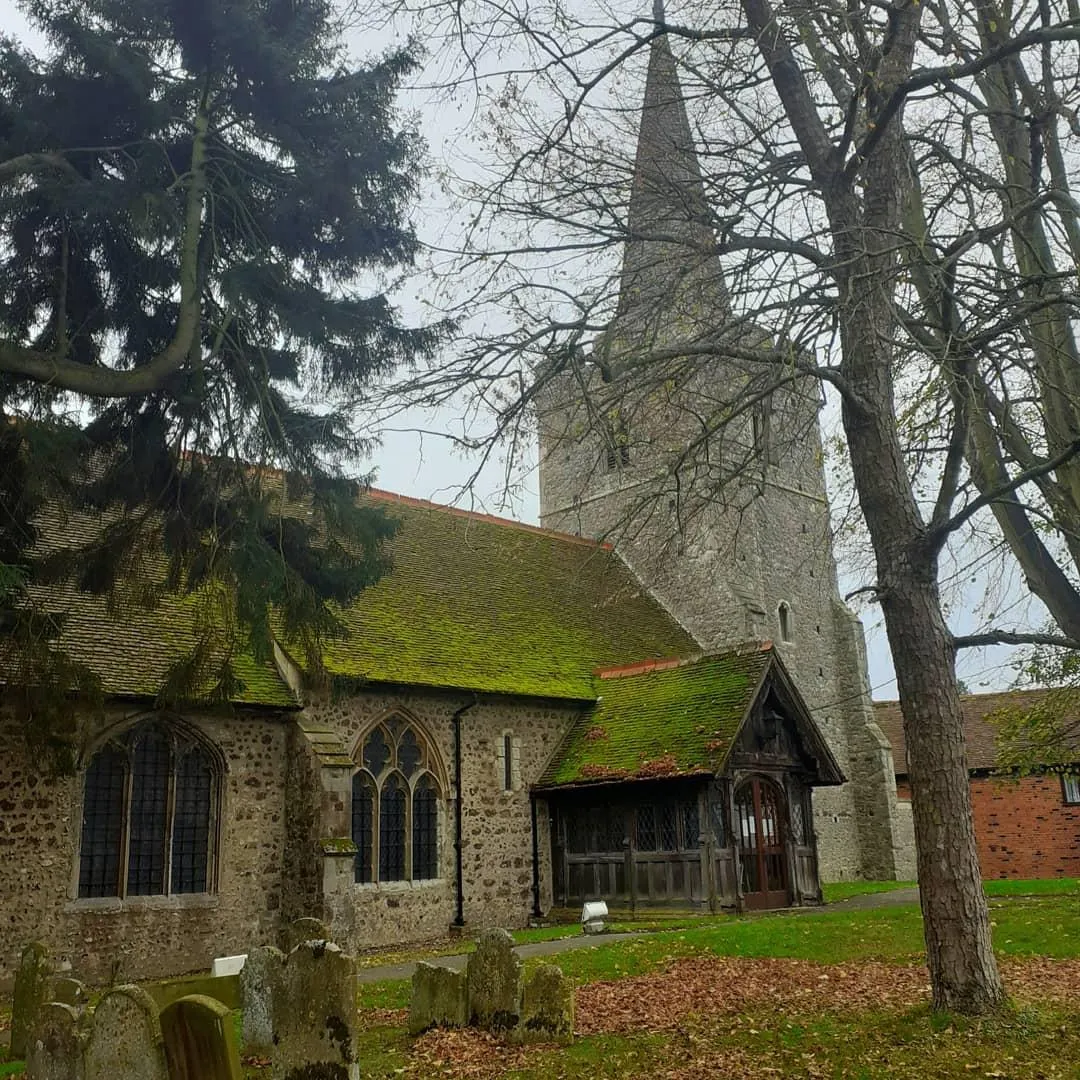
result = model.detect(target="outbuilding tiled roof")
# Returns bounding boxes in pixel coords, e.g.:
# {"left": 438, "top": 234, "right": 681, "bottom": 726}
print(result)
{"left": 539, "top": 645, "right": 773, "bottom": 787}
{"left": 874, "top": 688, "right": 1080, "bottom": 773}
{"left": 29, "top": 490, "right": 696, "bottom": 708}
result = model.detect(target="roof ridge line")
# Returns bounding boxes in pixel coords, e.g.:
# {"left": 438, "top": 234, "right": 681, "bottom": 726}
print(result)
{"left": 594, "top": 640, "right": 774, "bottom": 681}
{"left": 365, "top": 488, "right": 614, "bottom": 549}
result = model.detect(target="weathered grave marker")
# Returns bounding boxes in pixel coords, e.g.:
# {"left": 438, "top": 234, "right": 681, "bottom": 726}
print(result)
{"left": 11, "top": 941, "right": 52, "bottom": 1059}
{"left": 517, "top": 964, "right": 574, "bottom": 1042}
{"left": 83, "top": 986, "right": 168, "bottom": 1080}
{"left": 25, "top": 1002, "right": 84, "bottom": 1080}
{"left": 47, "top": 978, "right": 87, "bottom": 1010}
{"left": 280, "top": 916, "right": 331, "bottom": 953}
{"left": 466, "top": 929, "right": 522, "bottom": 1031}
{"left": 408, "top": 962, "right": 467, "bottom": 1034}
{"left": 271, "top": 941, "right": 358, "bottom": 1080}
{"left": 161, "top": 993, "right": 242, "bottom": 1080}
{"left": 240, "top": 945, "right": 285, "bottom": 1055}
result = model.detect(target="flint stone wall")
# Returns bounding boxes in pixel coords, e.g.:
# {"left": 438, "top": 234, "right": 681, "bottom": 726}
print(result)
{"left": 0, "top": 707, "right": 290, "bottom": 988}
{"left": 299, "top": 688, "right": 570, "bottom": 950}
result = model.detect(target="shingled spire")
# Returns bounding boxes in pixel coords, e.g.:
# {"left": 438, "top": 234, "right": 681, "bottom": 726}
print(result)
{"left": 613, "top": 17, "right": 730, "bottom": 342}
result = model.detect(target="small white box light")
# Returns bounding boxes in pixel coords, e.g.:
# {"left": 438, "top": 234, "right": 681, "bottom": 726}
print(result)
{"left": 581, "top": 900, "right": 608, "bottom": 934}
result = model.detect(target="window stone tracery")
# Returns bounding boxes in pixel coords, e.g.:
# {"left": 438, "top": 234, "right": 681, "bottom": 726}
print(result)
{"left": 352, "top": 717, "right": 443, "bottom": 884}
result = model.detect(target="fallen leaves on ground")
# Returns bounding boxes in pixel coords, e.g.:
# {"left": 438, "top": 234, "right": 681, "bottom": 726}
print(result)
{"left": 383, "top": 956, "right": 1080, "bottom": 1077}
{"left": 576, "top": 955, "right": 1080, "bottom": 1034}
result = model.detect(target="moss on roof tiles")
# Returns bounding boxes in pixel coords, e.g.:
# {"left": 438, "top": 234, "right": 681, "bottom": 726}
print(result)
{"left": 541, "top": 647, "right": 773, "bottom": 787}
{"left": 312, "top": 498, "right": 697, "bottom": 700}
{"left": 30, "top": 493, "right": 694, "bottom": 708}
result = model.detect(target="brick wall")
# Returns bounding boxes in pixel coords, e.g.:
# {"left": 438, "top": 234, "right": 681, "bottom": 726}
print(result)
{"left": 894, "top": 775, "right": 1080, "bottom": 879}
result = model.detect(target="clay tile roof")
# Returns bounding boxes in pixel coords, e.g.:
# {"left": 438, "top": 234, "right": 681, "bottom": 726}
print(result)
{"left": 539, "top": 644, "right": 773, "bottom": 787}
{"left": 874, "top": 688, "right": 1080, "bottom": 774}
{"left": 310, "top": 494, "right": 697, "bottom": 700}
{"left": 30, "top": 490, "right": 697, "bottom": 707}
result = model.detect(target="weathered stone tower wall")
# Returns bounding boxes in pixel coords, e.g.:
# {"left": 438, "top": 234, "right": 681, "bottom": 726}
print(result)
{"left": 535, "top": 29, "right": 905, "bottom": 880}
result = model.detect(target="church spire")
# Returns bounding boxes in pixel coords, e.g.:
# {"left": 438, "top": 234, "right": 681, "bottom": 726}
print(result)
{"left": 614, "top": 18, "right": 729, "bottom": 335}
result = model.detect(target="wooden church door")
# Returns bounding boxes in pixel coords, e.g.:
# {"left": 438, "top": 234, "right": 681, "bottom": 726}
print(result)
{"left": 735, "top": 777, "right": 790, "bottom": 910}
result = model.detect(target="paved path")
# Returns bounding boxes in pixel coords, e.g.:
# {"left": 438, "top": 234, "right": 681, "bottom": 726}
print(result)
{"left": 355, "top": 887, "right": 925, "bottom": 984}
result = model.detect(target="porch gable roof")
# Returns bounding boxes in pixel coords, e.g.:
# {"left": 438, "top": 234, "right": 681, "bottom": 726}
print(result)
{"left": 538, "top": 643, "right": 843, "bottom": 789}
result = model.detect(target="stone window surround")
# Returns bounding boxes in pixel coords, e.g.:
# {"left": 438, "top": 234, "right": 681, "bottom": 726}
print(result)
{"left": 67, "top": 713, "right": 225, "bottom": 905}
{"left": 777, "top": 600, "right": 794, "bottom": 644}
{"left": 350, "top": 711, "right": 448, "bottom": 885}
{"left": 497, "top": 730, "right": 522, "bottom": 793}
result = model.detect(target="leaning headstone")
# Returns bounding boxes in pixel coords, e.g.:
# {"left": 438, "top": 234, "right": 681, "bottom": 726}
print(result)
{"left": 25, "top": 1002, "right": 84, "bottom": 1080}
{"left": 466, "top": 929, "right": 522, "bottom": 1031}
{"left": 272, "top": 941, "right": 358, "bottom": 1080}
{"left": 83, "top": 986, "right": 168, "bottom": 1080}
{"left": 240, "top": 946, "right": 285, "bottom": 1056}
{"left": 516, "top": 964, "right": 574, "bottom": 1043}
{"left": 11, "top": 941, "right": 52, "bottom": 1059}
{"left": 280, "top": 916, "right": 332, "bottom": 953}
{"left": 47, "top": 978, "right": 87, "bottom": 1010}
{"left": 408, "top": 963, "right": 468, "bottom": 1035}
{"left": 161, "top": 994, "right": 242, "bottom": 1080}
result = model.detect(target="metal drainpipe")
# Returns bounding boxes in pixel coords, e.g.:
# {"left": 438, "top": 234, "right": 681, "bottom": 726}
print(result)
{"left": 530, "top": 793, "right": 543, "bottom": 919}
{"left": 451, "top": 695, "right": 478, "bottom": 927}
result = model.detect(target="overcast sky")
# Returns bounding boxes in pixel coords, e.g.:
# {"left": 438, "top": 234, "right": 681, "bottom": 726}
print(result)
{"left": 0, "top": 0, "right": 1032, "bottom": 700}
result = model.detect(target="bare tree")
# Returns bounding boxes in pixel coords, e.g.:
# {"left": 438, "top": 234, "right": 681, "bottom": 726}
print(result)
{"left": 371, "top": 0, "right": 1080, "bottom": 1011}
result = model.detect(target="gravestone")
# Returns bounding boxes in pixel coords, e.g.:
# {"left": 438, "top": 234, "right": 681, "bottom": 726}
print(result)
{"left": 161, "top": 994, "right": 242, "bottom": 1080}
{"left": 408, "top": 963, "right": 468, "bottom": 1035}
{"left": 47, "top": 979, "right": 87, "bottom": 1009}
{"left": 25, "top": 1002, "right": 84, "bottom": 1080}
{"left": 240, "top": 945, "right": 285, "bottom": 1055}
{"left": 83, "top": 986, "right": 168, "bottom": 1080}
{"left": 517, "top": 964, "right": 574, "bottom": 1042}
{"left": 466, "top": 929, "right": 522, "bottom": 1031}
{"left": 280, "top": 917, "right": 332, "bottom": 953}
{"left": 271, "top": 941, "right": 358, "bottom": 1080}
{"left": 11, "top": 941, "right": 52, "bottom": 1059}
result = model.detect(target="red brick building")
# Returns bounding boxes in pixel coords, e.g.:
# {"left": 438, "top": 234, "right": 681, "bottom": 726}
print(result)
{"left": 875, "top": 691, "right": 1080, "bottom": 880}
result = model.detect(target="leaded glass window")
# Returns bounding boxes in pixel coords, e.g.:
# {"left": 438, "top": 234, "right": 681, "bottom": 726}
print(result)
{"left": 682, "top": 800, "right": 700, "bottom": 849}
{"left": 658, "top": 803, "right": 679, "bottom": 852}
{"left": 380, "top": 774, "right": 407, "bottom": 881}
{"left": 413, "top": 775, "right": 439, "bottom": 880}
{"left": 172, "top": 747, "right": 213, "bottom": 894}
{"left": 354, "top": 716, "right": 444, "bottom": 885}
{"left": 78, "top": 720, "right": 220, "bottom": 900}
{"left": 78, "top": 746, "right": 126, "bottom": 899}
{"left": 352, "top": 772, "right": 375, "bottom": 884}
{"left": 635, "top": 805, "right": 657, "bottom": 851}
{"left": 127, "top": 730, "right": 171, "bottom": 896}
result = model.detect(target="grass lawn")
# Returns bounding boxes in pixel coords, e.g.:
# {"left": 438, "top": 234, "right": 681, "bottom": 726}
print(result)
{"left": 5, "top": 886, "right": 1079, "bottom": 1077}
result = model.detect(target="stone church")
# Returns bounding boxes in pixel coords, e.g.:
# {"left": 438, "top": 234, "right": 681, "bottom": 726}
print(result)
{"left": 0, "top": 28, "right": 910, "bottom": 988}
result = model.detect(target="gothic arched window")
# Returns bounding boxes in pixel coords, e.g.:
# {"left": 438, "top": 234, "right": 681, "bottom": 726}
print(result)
{"left": 352, "top": 718, "right": 443, "bottom": 884}
{"left": 778, "top": 601, "right": 793, "bottom": 643}
{"left": 78, "top": 720, "right": 221, "bottom": 899}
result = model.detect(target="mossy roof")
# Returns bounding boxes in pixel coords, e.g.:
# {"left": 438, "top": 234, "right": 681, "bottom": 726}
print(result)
{"left": 539, "top": 646, "right": 774, "bottom": 787}
{"left": 30, "top": 491, "right": 696, "bottom": 708}
{"left": 28, "top": 504, "right": 298, "bottom": 709}
{"left": 299, "top": 492, "right": 698, "bottom": 700}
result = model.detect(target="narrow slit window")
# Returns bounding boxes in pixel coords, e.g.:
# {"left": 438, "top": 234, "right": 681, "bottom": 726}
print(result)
{"left": 503, "top": 734, "right": 513, "bottom": 791}
{"left": 778, "top": 601, "right": 793, "bottom": 643}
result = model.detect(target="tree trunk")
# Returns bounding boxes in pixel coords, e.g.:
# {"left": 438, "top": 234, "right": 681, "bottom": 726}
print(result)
{"left": 837, "top": 238, "right": 1006, "bottom": 1013}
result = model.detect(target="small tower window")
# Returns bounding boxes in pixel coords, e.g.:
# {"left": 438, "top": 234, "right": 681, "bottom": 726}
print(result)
{"left": 778, "top": 601, "right": 793, "bottom": 643}
{"left": 603, "top": 415, "right": 631, "bottom": 472}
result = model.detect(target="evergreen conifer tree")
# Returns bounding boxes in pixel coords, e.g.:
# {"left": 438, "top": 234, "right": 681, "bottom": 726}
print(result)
{"left": 0, "top": 0, "right": 443, "bottom": 756}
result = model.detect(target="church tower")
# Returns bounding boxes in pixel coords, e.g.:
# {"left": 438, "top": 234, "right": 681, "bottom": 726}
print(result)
{"left": 535, "top": 23, "right": 907, "bottom": 881}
